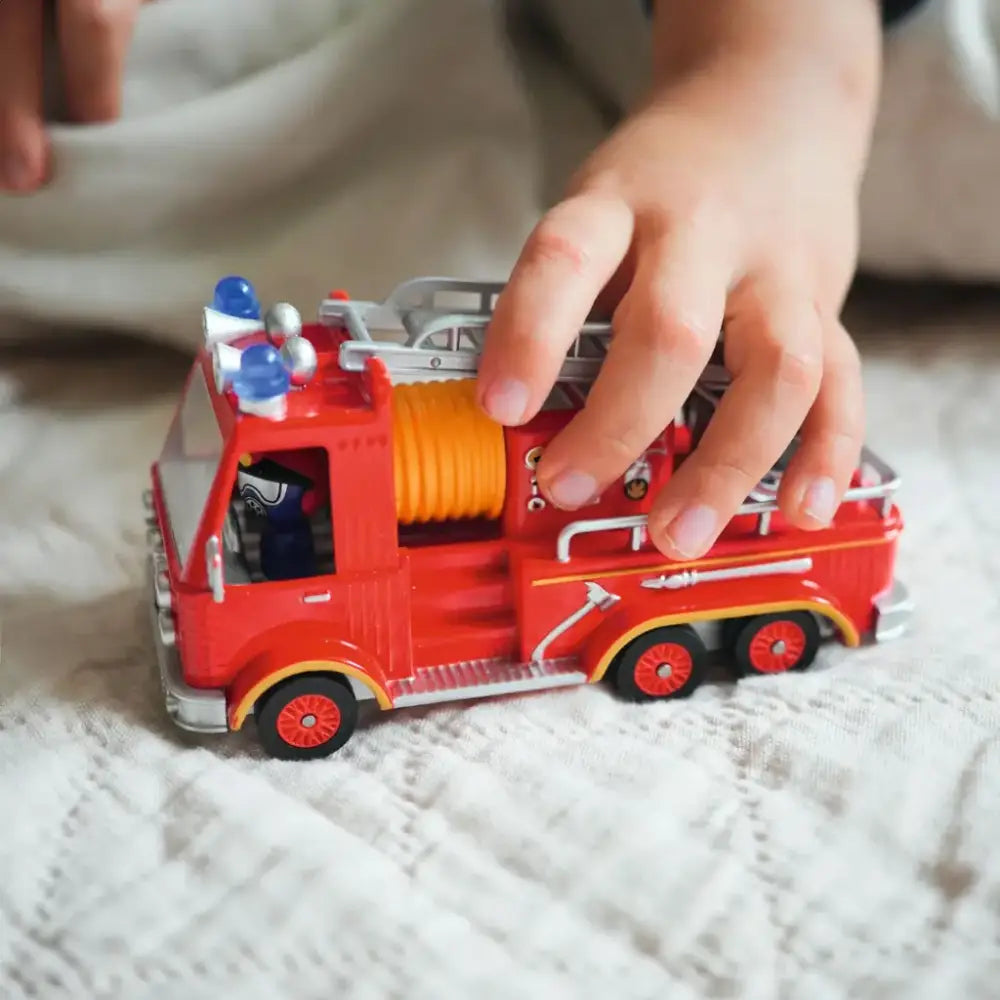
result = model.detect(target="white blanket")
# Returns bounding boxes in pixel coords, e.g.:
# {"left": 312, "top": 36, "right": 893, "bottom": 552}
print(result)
{"left": 1, "top": 0, "right": 999, "bottom": 346}
{"left": 2, "top": 2, "right": 1000, "bottom": 996}
{"left": 0, "top": 0, "right": 543, "bottom": 349}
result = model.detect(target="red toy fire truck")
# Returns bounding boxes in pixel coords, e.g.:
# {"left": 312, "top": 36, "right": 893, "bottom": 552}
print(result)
{"left": 144, "top": 276, "right": 911, "bottom": 760}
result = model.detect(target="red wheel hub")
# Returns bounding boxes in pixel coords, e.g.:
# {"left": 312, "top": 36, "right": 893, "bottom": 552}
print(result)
{"left": 633, "top": 641, "right": 693, "bottom": 697}
{"left": 275, "top": 693, "right": 342, "bottom": 748}
{"left": 748, "top": 620, "right": 807, "bottom": 673}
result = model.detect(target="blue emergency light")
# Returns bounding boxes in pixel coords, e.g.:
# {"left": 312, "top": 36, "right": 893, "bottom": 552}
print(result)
{"left": 213, "top": 275, "right": 261, "bottom": 320}
{"left": 231, "top": 343, "right": 291, "bottom": 404}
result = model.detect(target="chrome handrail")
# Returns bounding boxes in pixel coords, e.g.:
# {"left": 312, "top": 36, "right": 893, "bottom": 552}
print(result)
{"left": 555, "top": 446, "right": 901, "bottom": 563}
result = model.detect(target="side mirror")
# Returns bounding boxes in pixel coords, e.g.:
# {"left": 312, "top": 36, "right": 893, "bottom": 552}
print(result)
{"left": 206, "top": 534, "right": 224, "bottom": 603}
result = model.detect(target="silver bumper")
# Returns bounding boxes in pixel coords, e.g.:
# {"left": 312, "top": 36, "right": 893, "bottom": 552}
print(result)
{"left": 148, "top": 554, "right": 229, "bottom": 734}
{"left": 874, "top": 580, "right": 914, "bottom": 643}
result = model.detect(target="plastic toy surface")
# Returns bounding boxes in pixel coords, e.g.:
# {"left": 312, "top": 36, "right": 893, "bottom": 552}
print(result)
{"left": 144, "top": 276, "right": 912, "bottom": 760}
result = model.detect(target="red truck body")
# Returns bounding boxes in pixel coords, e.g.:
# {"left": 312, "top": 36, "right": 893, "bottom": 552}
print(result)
{"left": 145, "top": 278, "right": 911, "bottom": 759}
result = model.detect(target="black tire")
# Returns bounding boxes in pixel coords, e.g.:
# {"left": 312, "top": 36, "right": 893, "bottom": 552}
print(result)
{"left": 254, "top": 674, "right": 358, "bottom": 760}
{"left": 721, "top": 615, "right": 749, "bottom": 652}
{"left": 612, "top": 625, "right": 707, "bottom": 702}
{"left": 732, "top": 612, "right": 820, "bottom": 677}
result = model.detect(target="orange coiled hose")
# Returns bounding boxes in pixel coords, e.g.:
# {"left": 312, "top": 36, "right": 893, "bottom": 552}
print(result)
{"left": 391, "top": 379, "right": 507, "bottom": 524}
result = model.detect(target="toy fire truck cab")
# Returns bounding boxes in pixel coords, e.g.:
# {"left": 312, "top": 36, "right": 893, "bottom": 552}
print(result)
{"left": 145, "top": 276, "right": 912, "bottom": 760}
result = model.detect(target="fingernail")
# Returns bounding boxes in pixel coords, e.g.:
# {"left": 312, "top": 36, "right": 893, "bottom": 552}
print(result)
{"left": 3, "top": 148, "right": 34, "bottom": 191}
{"left": 803, "top": 476, "right": 837, "bottom": 524}
{"left": 663, "top": 504, "right": 717, "bottom": 558}
{"left": 547, "top": 470, "right": 597, "bottom": 509}
{"left": 481, "top": 377, "right": 529, "bottom": 425}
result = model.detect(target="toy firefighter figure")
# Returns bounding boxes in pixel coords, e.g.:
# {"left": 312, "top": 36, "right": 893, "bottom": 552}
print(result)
{"left": 236, "top": 450, "right": 327, "bottom": 580}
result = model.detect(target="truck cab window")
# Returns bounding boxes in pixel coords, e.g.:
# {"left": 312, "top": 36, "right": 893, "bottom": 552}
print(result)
{"left": 223, "top": 447, "right": 333, "bottom": 583}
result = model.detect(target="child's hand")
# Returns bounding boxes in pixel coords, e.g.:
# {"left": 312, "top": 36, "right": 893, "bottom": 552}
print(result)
{"left": 0, "top": 0, "right": 145, "bottom": 192}
{"left": 478, "top": 0, "right": 881, "bottom": 560}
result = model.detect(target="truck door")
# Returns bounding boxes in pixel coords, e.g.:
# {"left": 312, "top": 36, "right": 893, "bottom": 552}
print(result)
{"left": 199, "top": 437, "right": 411, "bottom": 691}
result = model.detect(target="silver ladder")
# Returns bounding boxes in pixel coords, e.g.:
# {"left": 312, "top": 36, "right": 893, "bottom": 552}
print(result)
{"left": 320, "top": 277, "right": 614, "bottom": 385}
{"left": 320, "top": 276, "right": 733, "bottom": 390}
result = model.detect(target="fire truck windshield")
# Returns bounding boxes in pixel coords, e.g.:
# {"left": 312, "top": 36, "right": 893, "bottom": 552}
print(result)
{"left": 157, "top": 364, "right": 224, "bottom": 570}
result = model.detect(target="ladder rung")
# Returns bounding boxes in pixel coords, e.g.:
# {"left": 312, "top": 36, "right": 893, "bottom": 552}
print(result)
{"left": 401, "top": 311, "right": 492, "bottom": 345}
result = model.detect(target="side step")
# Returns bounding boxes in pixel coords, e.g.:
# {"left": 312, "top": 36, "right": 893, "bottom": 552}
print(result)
{"left": 387, "top": 657, "right": 587, "bottom": 709}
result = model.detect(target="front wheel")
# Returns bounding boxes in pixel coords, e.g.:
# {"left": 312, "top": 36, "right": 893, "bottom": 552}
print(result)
{"left": 254, "top": 674, "right": 358, "bottom": 760}
{"left": 612, "top": 625, "right": 707, "bottom": 702}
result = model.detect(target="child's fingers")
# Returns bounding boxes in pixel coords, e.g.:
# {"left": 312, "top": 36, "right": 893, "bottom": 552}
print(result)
{"left": 777, "top": 319, "right": 865, "bottom": 528}
{"left": 533, "top": 221, "right": 729, "bottom": 511}
{"left": 57, "top": 0, "right": 143, "bottom": 123}
{"left": 0, "top": 0, "right": 48, "bottom": 192}
{"left": 477, "top": 192, "right": 633, "bottom": 426}
{"left": 647, "top": 275, "right": 824, "bottom": 559}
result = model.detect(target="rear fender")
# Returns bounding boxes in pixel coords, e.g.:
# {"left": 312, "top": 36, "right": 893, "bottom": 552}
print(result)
{"left": 583, "top": 582, "right": 859, "bottom": 683}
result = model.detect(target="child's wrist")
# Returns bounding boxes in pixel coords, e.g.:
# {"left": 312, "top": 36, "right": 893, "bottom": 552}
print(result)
{"left": 647, "top": 0, "right": 880, "bottom": 171}
{"left": 649, "top": 0, "right": 880, "bottom": 112}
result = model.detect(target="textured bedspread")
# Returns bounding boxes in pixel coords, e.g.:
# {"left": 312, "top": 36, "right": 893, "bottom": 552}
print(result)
{"left": 2, "top": 2, "right": 1000, "bottom": 997}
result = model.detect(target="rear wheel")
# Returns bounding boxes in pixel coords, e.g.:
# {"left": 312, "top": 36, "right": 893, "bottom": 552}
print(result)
{"left": 255, "top": 674, "right": 358, "bottom": 760}
{"left": 612, "top": 626, "right": 706, "bottom": 702}
{"left": 731, "top": 612, "right": 820, "bottom": 676}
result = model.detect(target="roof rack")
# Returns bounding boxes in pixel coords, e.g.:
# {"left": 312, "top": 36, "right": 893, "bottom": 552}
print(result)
{"left": 319, "top": 276, "right": 733, "bottom": 392}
